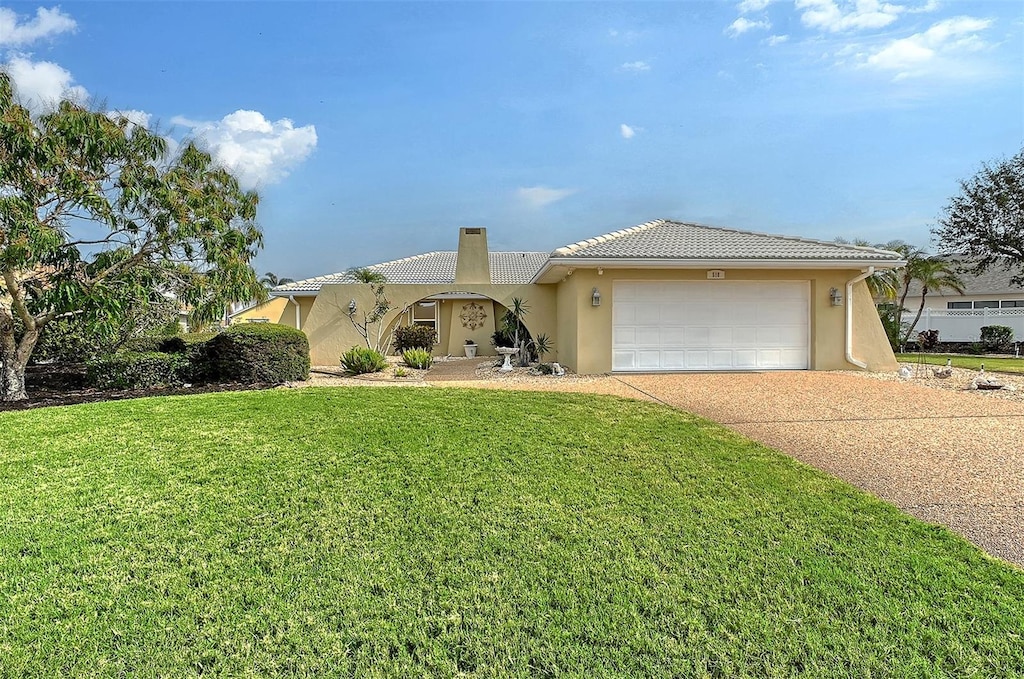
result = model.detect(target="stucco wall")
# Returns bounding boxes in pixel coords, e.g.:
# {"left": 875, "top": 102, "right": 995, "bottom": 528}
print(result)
{"left": 555, "top": 268, "right": 896, "bottom": 374}
{"left": 302, "top": 283, "right": 557, "bottom": 366}
{"left": 851, "top": 279, "right": 899, "bottom": 371}
{"left": 231, "top": 297, "right": 292, "bottom": 326}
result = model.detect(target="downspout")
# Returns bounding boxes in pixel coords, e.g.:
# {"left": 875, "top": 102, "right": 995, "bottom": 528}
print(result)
{"left": 287, "top": 296, "right": 301, "bottom": 330}
{"left": 845, "top": 267, "right": 874, "bottom": 369}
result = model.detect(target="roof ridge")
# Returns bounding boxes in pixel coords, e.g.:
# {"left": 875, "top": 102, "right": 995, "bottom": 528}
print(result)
{"left": 660, "top": 220, "right": 902, "bottom": 258}
{"left": 552, "top": 219, "right": 666, "bottom": 256}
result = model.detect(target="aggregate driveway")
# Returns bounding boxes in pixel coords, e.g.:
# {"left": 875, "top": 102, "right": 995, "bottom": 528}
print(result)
{"left": 614, "top": 372, "right": 1024, "bottom": 568}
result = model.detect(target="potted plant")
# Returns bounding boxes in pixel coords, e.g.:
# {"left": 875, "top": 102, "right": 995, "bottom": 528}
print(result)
{"left": 464, "top": 339, "right": 478, "bottom": 358}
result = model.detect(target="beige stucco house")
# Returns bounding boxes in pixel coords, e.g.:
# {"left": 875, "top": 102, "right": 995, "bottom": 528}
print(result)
{"left": 233, "top": 220, "right": 905, "bottom": 373}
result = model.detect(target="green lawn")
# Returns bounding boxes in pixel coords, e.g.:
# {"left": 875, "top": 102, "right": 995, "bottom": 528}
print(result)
{"left": 1, "top": 388, "right": 1022, "bottom": 677}
{"left": 896, "top": 353, "right": 1024, "bottom": 374}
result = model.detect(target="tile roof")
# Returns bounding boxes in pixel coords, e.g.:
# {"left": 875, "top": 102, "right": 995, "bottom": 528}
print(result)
{"left": 906, "top": 260, "right": 1024, "bottom": 297}
{"left": 273, "top": 251, "right": 549, "bottom": 293}
{"left": 551, "top": 219, "right": 905, "bottom": 262}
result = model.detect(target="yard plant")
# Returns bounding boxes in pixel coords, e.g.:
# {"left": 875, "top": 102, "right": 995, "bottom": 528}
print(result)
{"left": 1, "top": 388, "right": 1022, "bottom": 676}
{"left": 896, "top": 353, "right": 1024, "bottom": 375}
{"left": 401, "top": 348, "right": 432, "bottom": 369}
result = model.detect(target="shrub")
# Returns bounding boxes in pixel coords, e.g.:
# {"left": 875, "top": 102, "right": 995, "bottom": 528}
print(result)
{"left": 341, "top": 346, "right": 387, "bottom": 375}
{"left": 122, "top": 336, "right": 167, "bottom": 353}
{"left": 534, "top": 362, "right": 554, "bottom": 375}
{"left": 402, "top": 348, "right": 432, "bottom": 369}
{"left": 917, "top": 329, "right": 940, "bottom": 352}
{"left": 394, "top": 366, "right": 409, "bottom": 378}
{"left": 205, "top": 324, "right": 310, "bottom": 383}
{"left": 980, "top": 325, "right": 1014, "bottom": 352}
{"left": 31, "top": 316, "right": 109, "bottom": 364}
{"left": 86, "top": 352, "right": 188, "bottom": 390}
{"left": 393, "top": 325, "right": 437, "bottom": 353}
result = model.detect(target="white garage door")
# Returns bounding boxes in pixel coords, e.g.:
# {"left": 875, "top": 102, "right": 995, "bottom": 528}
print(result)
{"left": 612, "top": 281, "right": 809, "bottom": 371}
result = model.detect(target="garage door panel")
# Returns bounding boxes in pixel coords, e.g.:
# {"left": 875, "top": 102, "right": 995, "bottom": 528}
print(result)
{"left": 613, "top": 281, "right": 809, "bottom": 372}
{"left": 735, "top": 349, "right": 758, "bottom": 367}
{"left": 662, "top": 351, "right": 687, "bottom": 369}
{"left": 635, "top": 304, "right": 661, "bottom": 325}
{"left": 613, "top": 327, "right": 636, "bottom": 345}
{"left": 685, "top": 326, "right": 710, "bottom": 345}
{"left": 685, "top": 350, "right": 710, "bottom": 369}
{"left": 660, "top": 327, "right": 684, "bottom": 345}
{"left": 758, "top": 349, "right": 782, "bottom": 368}
{"left": 733, "top": 326, "right": 758, "bottom": 345}
{"left": 613, "top": 305, "right": 636, "bottom": 325}
{"left": 781, "top": 353, "right": 803, "bottom": 369}
{"left": 710, "top": 350, "right": 734, "bottom": 369}
{"left": 637, "top": 350, "right": 662, "bottom": 369}
{"left": 709, "top": 327, "right": 733, "bottom": 345}
{"left": 636, "top": 327, "right": 661, "bottom": 345}
{"left": 613, "top": 351, "right": 635, "bottom": 370}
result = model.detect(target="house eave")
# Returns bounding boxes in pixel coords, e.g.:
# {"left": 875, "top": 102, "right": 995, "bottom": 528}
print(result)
{"left": 530, "top": 257, "right": 906, "bottom": 284}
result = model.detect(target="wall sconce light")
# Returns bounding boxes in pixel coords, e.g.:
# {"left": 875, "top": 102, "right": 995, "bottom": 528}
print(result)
{"left": 829, "top": 287, "right": 843, "bottom": 306}
{"left": 348, "top": 299, "right": 357, "bottom": 315}
{"left": 592, "top": 287, "right": 602, "bottom": 307}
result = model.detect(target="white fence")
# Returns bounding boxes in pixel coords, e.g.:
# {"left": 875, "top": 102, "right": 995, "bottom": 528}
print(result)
{"left": 902, "top": 308, "right": 1024, "bottom": 343}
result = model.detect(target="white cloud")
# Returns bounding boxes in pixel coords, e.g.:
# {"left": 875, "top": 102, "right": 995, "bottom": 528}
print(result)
{"left": 3, "top": 54, "right": 88, "bottom": 112}
{"left": 766, "top": 34, "right": 790, "bottom": 46}
{"left": 620, "top": 123, "right": 637, "bottom": 139}
{"left": 620, "top": 60, "right": 651, "bottom": 72}
{"left": 726, "top": 17, "right": 771, "bottom": 37}
{"left": 738, "top": 0, "right": 775, "bottom": 13}
{"left": 864, "top": 16, "right": 993, "bottom": 79}
{"left": 796, "top": 0, "right": 904, "bottom": 33}
{"left": 173, "top": 110, "right": 318, "bottom": 189}
{"left": 0, "top": 6, "right": 77, "bottom": 47}
{"left": 516, "top": 186, "right": 576, "bottom": 209}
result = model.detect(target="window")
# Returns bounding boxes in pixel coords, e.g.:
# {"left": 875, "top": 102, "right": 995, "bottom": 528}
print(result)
{"left": 947, "top": 302, "right": 972, "bottom": 309}
{"left": 410, "top": 301, "right": 437, "bottom": 329}
{"left": 974, "top": 300, "right": 1000, "bottom": 308}
{"left": 1001, "top": 300, "right": 1024, "bottom": 308}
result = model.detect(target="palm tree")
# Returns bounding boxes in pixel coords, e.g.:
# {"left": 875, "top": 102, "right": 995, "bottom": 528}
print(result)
{"left": 899, "top": 257, "right": 965, "bottom": 349}
{"left": 834, "top": 237, "right": 904, "bottom": 301}
{"left": 260, "top": 272, "right": 295, "bottom": 289}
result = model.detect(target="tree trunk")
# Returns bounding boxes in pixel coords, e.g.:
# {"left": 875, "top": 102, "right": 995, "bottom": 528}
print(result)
{"left": 0, "top": 326, "right": 39, "bottom": 402}
{"left": 900, "top": 289, "right": 930, "bottom": 350}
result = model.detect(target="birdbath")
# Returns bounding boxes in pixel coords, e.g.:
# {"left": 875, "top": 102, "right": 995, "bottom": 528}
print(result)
{"left": 496, "top": 347, "right": 519, "bottom": 372}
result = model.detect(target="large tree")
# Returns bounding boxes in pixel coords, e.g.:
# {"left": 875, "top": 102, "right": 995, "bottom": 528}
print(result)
{"left": 933, "top": 147, "right": 1024, "bottom": 285}
{"left": 0, "top": 72, "right": 265, "bottom": 401}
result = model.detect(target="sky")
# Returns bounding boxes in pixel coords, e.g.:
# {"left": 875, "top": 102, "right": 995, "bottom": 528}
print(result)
{"left": 2, "top": 1, "right": 1022, "bottom": 280}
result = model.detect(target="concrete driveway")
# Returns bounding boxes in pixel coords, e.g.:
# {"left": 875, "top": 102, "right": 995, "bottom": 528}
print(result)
{"left": 614, "top": 372, "right": 1024, "bottom": 568}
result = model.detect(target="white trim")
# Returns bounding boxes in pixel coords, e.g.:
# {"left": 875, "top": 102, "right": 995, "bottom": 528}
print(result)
{"left": 531, "top": 257, "right": 905, "bottom": 284}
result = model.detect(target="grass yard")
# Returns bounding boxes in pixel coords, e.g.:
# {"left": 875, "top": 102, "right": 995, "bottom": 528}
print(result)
{"left": 1, "top": 388, "right": 1022, "bottom": 677}
{"left": 896, "top": 353, "right": 1024, "bottom": 375}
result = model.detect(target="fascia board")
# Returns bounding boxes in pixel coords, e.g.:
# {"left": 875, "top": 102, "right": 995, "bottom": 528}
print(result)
{"left": 531, "top": 257, "right": 906, "bottom": 283}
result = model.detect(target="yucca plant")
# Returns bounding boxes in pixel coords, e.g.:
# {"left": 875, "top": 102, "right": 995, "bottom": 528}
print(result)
{"left": 402, "top": 348, "right": 432, "bottom": 370}
{"left": 340, "top": 346, "right": 387, "bottom": 375}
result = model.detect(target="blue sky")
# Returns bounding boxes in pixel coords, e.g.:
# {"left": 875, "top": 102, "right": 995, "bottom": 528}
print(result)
{"left": 2, "top": 1, "right": 1022, "bottom": 279}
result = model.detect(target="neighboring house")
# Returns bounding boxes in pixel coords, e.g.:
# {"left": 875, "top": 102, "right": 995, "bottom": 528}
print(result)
{"left": 903, "top": 264, "right": 1024, "bottom": 343}
{"left": 233, "top": 219, "right": 904, "bottom": 373}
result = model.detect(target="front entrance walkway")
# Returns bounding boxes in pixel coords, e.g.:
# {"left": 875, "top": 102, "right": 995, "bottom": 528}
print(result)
{"left": 613, "top": 372, "right": 1024, "bottom": 567}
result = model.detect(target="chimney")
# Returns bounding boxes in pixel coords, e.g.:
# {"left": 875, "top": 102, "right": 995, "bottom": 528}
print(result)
{"left": 454, "top": 227, "right": 490, "bottom": 285}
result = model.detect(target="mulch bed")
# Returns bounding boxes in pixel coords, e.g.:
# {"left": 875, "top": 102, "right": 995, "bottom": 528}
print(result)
{"left": 0, "top": 364, "right": 272, "bottom": 413}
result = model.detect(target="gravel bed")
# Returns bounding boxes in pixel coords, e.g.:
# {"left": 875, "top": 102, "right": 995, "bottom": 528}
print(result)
{"left": 849, "top": 364, "right": 1024, "bottom": 402}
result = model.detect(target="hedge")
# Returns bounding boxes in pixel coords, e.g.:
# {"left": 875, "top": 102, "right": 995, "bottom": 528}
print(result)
{"left": 205, "top": 323, "right": 310, "bottom": 383}
{"left": 86, "top": 352, "right": 188, "bottom": 390}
